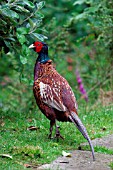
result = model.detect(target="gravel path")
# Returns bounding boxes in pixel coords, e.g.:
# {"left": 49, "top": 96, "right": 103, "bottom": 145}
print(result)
{"left": 37, "top": 134, "right": 113, "bottom": 170}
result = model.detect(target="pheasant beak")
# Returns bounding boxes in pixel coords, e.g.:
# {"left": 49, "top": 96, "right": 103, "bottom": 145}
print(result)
{"left": 29, "top": 44, "right": 35, "bottom": 48}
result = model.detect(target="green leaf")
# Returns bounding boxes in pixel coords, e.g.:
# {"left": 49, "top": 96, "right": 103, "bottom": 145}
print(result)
{"left": 74, "top": 0, "right": 93, "bottom": 5}
{"left": 4, "top": 40, "right": 11, "bottom": 49}
{"left": 17, "top": 27, "right": 30, "bottom": 35}
{"left": 20, "top": 76, "right": 28, "bottom": 83}
{"left": 85, "top": 6, "right": 100, "bottom": 13}
{"left": 35, "top": 12, "right": 44, "bottom": 18}
{"left": 0, "top": 154, "right": 12, "bottom": 159}
{"left": 36, "top": 1, "right": 45, "bottom": 9}
{"left": 75, "top": 12, "right": 87, "bottom": 20}
{"left": 15, "top": 6, "right": 30, "bottom": 13}
{"left": 23, "top": 0, "right": 35, "bottom": 8}
{"left": 7, "top": 37, "right": 16, "bottom": 41}
{"left": 20, "top": 55, "right": 27, "bottom": 64}
{"left": 0, "top": 8, "right": 19, "bottom": 19}
{"left": 28, "top": 18, "right": 36, "bottom": 29}
{"left": 31, "top": 33, "right": 48, "bottom": 41}
{"left": 17, "top": 33, "right": 26, "bottom": 44}
{"left": 22, "top": 44, "right": 30, "bottom": 56}
{"left": 29, "top": 79, "right": 34, "bottom": 86}
{"left": 73, "top": 0, "right": 86, "bottom": 5}
{"left": 0, "top": 18, "right": 7, "bottom": 25}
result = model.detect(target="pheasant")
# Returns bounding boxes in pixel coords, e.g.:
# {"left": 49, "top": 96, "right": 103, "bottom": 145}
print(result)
{"left": 29, "top": 41, "right": 95, "bottom": 161}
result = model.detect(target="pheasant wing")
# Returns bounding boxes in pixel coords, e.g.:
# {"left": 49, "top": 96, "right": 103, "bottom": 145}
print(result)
{"left": 39, "top": 81, "right": 67, "bottom": 112}
{"left": 61, "top": 83, "right": 78, "bottom": 111}
{"left": 39, "top": 72, "right": 78, "bottom": 112}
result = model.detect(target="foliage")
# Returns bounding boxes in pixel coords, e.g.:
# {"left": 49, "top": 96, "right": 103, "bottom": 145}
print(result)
{"left": 0, "top": 0, "right": 46, "bottom": 112}
{"left": 0, "top": 0, "right": 46, "bottom": 49}
{"left": 0, "top": 0, "right": 46, "bottom": 80}
{"left": 73, "top": 0, "right": 113, "bottom": 53}
{"left": 66, "top": 0, "right": 113, "bottom": 100}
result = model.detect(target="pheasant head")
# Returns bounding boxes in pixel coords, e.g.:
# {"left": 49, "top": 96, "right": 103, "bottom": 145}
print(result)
{"left": 29, "top": 41, "right": 50, "bottom": 63}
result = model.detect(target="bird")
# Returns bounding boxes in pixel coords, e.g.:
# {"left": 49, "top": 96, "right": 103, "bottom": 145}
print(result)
{"left": 29, "top": 41, "right": 95, "bottom": 161}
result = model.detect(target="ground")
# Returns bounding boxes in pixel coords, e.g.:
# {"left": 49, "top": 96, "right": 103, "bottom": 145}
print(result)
{"left": 37, "top": 134, "right": 113, "bottom": 170}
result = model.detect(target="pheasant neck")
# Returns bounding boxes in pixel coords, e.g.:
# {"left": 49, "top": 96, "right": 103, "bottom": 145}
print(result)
{"left": 34, "top": 53, "right": 52, "bottom": 81}
{"left": 38, "top": 52, "right": 50, "bottom": 64}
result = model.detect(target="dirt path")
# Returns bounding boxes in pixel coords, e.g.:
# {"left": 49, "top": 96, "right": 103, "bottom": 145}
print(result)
{"left": 37, "top": 134, "right": 113, "bottom": 170}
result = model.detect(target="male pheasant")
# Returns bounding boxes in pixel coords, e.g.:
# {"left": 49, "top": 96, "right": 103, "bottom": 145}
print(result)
{"left": 29, "top": 41, "right": 95, "bottom": 161}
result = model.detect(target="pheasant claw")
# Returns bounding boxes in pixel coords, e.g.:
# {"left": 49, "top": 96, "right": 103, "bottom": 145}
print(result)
{"left": 54, "top": 125, "right": 64, "bottom": 142}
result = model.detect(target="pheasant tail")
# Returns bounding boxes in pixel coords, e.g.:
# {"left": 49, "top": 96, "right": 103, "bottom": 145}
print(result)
{"left": 69, "top": 112, "right": 95, "bottom": 161}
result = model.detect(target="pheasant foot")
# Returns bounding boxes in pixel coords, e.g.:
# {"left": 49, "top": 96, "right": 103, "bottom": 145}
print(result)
{"left": 54, "top": 125, "right": 64, "bottom": 142}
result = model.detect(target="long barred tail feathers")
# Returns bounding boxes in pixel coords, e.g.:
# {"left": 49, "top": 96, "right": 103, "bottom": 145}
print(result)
{"left": 69, "top": 111, "right": 95, "bottom": 161}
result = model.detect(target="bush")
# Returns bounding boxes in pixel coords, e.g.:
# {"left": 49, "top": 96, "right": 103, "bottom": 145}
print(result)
{"left": 0, "top": 0, "right": 46, "bottom": 75}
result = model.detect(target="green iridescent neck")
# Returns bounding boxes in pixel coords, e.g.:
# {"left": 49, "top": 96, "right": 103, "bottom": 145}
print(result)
{"left": 38, "top": 52, "right": 50, "bottom": 64}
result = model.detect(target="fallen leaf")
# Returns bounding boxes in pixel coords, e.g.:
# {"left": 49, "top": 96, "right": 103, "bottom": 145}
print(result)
{"left": 24, "top": 164, "right": 32, "bottom": 168}
{"left": 27, "top": 126, "right": 39, "bottom": 131}
{"left": 62, "top": 151, "right": 71, "bottom": 157}
{"left": 0, "top": 154, "right": 12, "bottom": 159}
{"left": 24, "top": 163, "right": 38, "bottom": 168}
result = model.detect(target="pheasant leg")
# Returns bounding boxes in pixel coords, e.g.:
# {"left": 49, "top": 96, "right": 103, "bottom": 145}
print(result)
{"left": 55, "top": 125, "right": 64, "bottom": 141}
{"left": 48, "top": 120, "right": 55, "bottom": 139}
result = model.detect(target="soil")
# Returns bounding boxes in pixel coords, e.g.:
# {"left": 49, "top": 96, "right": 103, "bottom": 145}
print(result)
{"left": 37, "top": 134, "right": 113, "bottom": 170}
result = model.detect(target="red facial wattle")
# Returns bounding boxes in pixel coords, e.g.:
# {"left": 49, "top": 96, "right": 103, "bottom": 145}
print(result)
{"left": 34, "top": 42, "right": 43, "bottom": 53}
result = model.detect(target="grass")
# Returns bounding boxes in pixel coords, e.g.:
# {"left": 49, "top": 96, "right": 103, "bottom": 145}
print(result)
{"left": 0, "top": 105, "right": 113, "bottom": 170}
{"left": 110, "top": 162, "right": 113, "bottom": 170}
{"left": 82, "top": 145, "right": 113, "bottom": 155}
